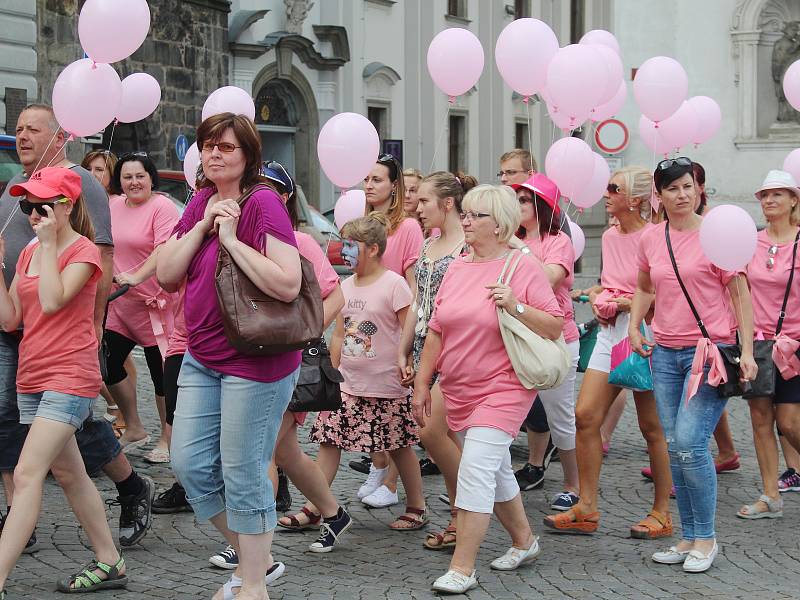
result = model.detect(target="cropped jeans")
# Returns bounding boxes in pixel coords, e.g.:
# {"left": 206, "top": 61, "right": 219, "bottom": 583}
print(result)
{"left": 651, "top": 344, "right": 729, "bottom": 540}
{"left": 171, "top": 352, "right": 299, "bottom": 534}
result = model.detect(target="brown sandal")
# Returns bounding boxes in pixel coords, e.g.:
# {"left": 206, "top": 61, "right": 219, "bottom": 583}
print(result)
{"left": 542, "top": 507, "right": 600, "bottom": 535}
{"left": 630, "top": 510, "right": 672, "bottom": 539}
{"left": 389, "top": 506, "right": 428, "bottom": 531}
{"left": 277, "top": 507, "right": 321, "bottom": 531}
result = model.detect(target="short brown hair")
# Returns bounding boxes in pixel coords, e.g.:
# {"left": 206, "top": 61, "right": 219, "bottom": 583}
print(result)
{"left": 81, "top": 150, "right": 118, "bottom": 192}
{"left": 195, "top": 113, "right": 265, "bottom": 193}
{"left": 499, "top": 149, "right": 537, "bottom": 173}
{"left": 341, "top": 211, "right": 389, "bottom": 256}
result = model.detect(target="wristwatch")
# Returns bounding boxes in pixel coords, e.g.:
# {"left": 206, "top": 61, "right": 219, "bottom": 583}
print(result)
{"left": 515, "top": 303, "right": 525, "bottom": 315}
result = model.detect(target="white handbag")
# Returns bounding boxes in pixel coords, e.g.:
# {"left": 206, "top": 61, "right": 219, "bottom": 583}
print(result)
{"left": 496, "top": 251, "right": 571, "bottom": 390}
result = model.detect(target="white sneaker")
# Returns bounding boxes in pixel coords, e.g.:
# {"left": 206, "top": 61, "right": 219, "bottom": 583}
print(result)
{"left": 490, "top": 536, "right": 541, "bottom": 570}
{"left": 361, "top": 484, "right": 399, "bottom": 508}
{"left": 652, "top": 545, "right": 691, "bottom": 565}
{"left": 357, "top": 465, "right": 388, "bottom": 500}
{"left": 683, "top": 542, "right": 718, "bottom": 573}
{"left": 431, "top": 569, "right": 477, "bottom": 594}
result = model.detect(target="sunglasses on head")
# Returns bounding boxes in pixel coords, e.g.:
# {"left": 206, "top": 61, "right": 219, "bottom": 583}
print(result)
{"left": 656, "top": 157, "right": 692, "bottom": 171}
{"left": 120, "top": 151, "right": 149, "bottom": 160}
{"left": 607, "top": 183, "right": 621, "bottom": 194}
{"left": 265, "top": 160, "right": 294, "bottom": 197}
{"left": 18, "top": 197, "right": 70, "bottom": 216}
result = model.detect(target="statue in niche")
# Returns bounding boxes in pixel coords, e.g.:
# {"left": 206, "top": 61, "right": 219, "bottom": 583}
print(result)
{"left": 285, "top": 0, "right": 314, "bottom": 35}
{"left": 773, "top": 20, "right": 800, "bottom": 122}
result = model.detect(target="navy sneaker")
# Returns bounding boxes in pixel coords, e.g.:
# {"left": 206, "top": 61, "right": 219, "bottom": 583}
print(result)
{"left": 309, "top": 506, "right": 352, "bottom": 553}
{"left": 209, "top": 545, "right": 239, "bottom": 569}
{"left": 550, "top": 491, "right": 580, "bottom": 511}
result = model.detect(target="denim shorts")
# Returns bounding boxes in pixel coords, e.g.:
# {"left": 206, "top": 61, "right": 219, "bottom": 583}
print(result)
{"left": 75, "top": 417, "right": 122, "bottom": 476}
{"left": 17, "top": 391, "right": 94, "bottom": 429}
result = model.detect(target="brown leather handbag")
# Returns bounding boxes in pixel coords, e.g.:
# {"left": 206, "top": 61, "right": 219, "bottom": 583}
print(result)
{"left": 214, "top": 185, "right": 324, "bottom": 355}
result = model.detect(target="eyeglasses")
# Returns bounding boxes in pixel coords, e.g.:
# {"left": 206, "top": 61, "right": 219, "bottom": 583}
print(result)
{"left": 607, "top": 183, "right": 621, "bottom": 194}
{"left": 497, "top": 169, "right": 524, "bottom": 179}
{"left": 656, "top": 157, "right": 692, "bottom": 171}
{"left": 201, "top": 142, "right": 241, "bottom": 153}
{"left": 18, "top": 197, "right": 70, "bottom": 216}
{"left": 767, "top": 245, "right": 778, "bottom": 270}
{"left": 120, "top": 151, "right": 148, "bottom": 160}
{"left": 459, "top": 211, "right": 492, "bottom": 222}
{"left": 264, "top": 160, "right": 295, "bottom": 197}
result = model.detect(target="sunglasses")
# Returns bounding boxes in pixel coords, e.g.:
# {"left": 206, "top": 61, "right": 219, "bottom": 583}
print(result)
{"left": 656, "top": 157, "right": 692, "bottom": 171}
{"left": 607, "top": 183, "right": 621, "bottom": 194}
{"left": 201, "top": 142, "right": 241, "bottom": 154}
{"left": 264, "top": 160, "right": 295, "bottom": 197}
{"left": 18, "top": 197, "right": 70, "bottom": 216}
{"left": 767, "top": 245, "right": 778, "bottom": 270}
{"left": 120, "top": 151, "right": 149, "bottom": 160}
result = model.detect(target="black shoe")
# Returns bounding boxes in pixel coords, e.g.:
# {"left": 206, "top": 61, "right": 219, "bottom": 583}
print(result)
{"left": 276, "top": 468, "right": 292, "bottom": 513}
{"left": 543, "top": 438, "right": 558, "bottom": 468}
{"left": 348, "top": 455, "right": 372, "bottom": 475}
{"left": 419, "top": 458, "right": 441, "bottom": 477}
{"left": 515, "top": 463, "right": 545, "bottom": 491}
{"left": 0, "top": 511, "right": 37, "bottom": 553}
{"left": 110, "top": 474, "right": 154, "bottom": 547}
{"left": 152, "top": 482, "right": 193, "bottom": 514}
{"left": 308, "top": 507, "right": 352, "bottom": 553}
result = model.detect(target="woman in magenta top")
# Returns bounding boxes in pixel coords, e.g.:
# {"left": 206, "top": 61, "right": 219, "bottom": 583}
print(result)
{"left": 738, "top": 170, "right": 800, "bottom": 520}
{"left": 513, "top": 173, "right": 580, "bottom": 512}
{"left": 544, "top": 167, "right": 672, "bottom": 540}
{"left": 629, "top": 157, "right": 756, "bottom": 574}
{"left": 104, "top": 153, "right": 180, "bottom": 458}
{"left": 414, "top": 185, "right": 563, "bottom": 594}
{"left": 156, "top": 113, "right": 308, "bottom": 600}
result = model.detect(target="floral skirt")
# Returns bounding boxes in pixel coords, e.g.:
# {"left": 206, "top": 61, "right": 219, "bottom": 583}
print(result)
{"left": 309, "top": 392, "right": 419, "bottom": 452}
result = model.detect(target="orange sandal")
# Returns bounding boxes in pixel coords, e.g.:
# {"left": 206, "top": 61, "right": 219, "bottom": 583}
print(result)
{"left": 542, "top": 508, "right": 600, "bottom": 535}
{"left": 423, "top": 510, "right": 457, "bottom": 550}
{"left": 630, "top": 510, "right": 672, "bottom": 539}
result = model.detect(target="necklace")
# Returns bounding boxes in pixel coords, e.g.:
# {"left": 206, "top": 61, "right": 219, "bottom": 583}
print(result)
{"left": 471, "top": 249, "right": 510, "bottom": 263}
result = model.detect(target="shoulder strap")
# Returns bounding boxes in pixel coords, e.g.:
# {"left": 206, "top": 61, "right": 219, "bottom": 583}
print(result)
{"left": 665, "top": 223, "right": 712, "bottom": 339}
{"left": 776, "top": 228, "right": 800, "bottom": 335}
{"left": 499, "top": 251, "right": 525, "bottom": 285}
{"left": 234, "top": 184, "right": 271, "bottom": 208}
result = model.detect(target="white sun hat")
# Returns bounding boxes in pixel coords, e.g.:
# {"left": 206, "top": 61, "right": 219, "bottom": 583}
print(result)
{"left": 754, "top": 170, "right": 800, "bottom": 200}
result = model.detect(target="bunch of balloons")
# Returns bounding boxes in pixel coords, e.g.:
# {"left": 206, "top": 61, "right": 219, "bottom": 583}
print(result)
{"left": 52, "top": 0, "right": 158, "bottom": 137}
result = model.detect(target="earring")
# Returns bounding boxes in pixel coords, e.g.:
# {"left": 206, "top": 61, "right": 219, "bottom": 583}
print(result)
{"left": 629, "top": 206, "right": 635, "bottom": 212}
{"left": 494, "top": 229, "right": 500, "bottom": 235}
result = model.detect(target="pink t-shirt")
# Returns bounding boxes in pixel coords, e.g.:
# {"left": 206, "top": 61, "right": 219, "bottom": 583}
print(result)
{"left": 173, "top": 186, "right": 301, "bottom": 382}
{"left": 165, "top": 285, "right": 187, "bottom": 358}
{"left": 747, "top": 228, "right": 800, "bottom": 340}
{"left": 636, "top": 222, "right": 739, "bottom": 348}
{"left": 428, "top": 253, "right": 563, "bottom": 437}
{"left": 383, "top": 218, "right": 424, "bottom": 277}
{"left": 601, "top": 224, "right": 651, "bottom": 294}
{"left": 106, "top": 193, "right": 180, "bottom": 348}
{"left": 523, "top": 232, "right": 579, "bottom": 343}
{"left": 338, "top": 270, "right": 412, "bottom": 398}
{"left": 16, "top": 237, "right": 102, "bottom": 397}
{"left": 295, "top": 231, "right": 339, "bottom": 299}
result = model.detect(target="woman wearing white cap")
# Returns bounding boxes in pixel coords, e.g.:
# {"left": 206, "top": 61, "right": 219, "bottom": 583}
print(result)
{"left": 738, "top": 170, "right": 800, "bottom": 520}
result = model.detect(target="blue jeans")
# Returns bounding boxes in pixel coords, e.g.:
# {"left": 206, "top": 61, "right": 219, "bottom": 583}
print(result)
{"left": 651, "top": 345, "right": 729, "bottom": 540}
{"left": 170, "top": 352, "right": 299, "bottom": 534}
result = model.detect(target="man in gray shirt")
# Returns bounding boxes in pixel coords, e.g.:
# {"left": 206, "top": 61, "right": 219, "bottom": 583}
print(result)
{"left": 0, "top": 104, "right": 153, "bottom": 550}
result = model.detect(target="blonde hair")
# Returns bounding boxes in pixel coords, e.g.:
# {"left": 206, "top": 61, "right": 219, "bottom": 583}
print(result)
{"left": 462, "top": 184, "right": 520, "bottom": 244}
{"left": 612, "top": 166, "right": 653, "bottom": 219}
{"left": 403, "top": 168, "right": 423, "bottom": 181}
{"left": 499, "top": 148, "right": 537, "bottom": 172}
{"left": 341, "top": 211, "right": 389, "bottom": 256}
{"left": 787, "top": 190, "right": 800, "bottom": 226}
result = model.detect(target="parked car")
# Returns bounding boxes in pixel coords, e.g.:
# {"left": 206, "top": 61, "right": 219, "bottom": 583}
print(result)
{"left": 0, "top": 134, "right": 23, "bottom": 196}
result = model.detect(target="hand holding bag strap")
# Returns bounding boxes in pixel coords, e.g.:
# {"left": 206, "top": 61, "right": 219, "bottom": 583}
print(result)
{"left": 665, "top": 223, "right": 712, "bottom": 339}
{"left": 775, "top": 229, "right": 800, "bottom": 336}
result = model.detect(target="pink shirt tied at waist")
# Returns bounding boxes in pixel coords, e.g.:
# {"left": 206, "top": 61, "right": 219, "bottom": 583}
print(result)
{"left": 686, "top": 337, "right": 730, "bottom": 403}
{"left": 592, "top": 288, "right": 631, "bottom": 320}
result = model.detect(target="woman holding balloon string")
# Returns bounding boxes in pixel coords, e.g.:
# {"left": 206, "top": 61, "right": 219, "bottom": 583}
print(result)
{"left": 628, "top": 157, "right": 756, "bottom": 574}
{"left": 736, "top": 170, "right": 800, "bottom": 520}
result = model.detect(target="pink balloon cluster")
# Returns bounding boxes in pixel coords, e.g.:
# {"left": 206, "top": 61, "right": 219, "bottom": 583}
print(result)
{"left": 783, "top": 148, "right": 800, "bottom": 183}
{"left": 317, "top": 113, "right": 380, "bottom": 189}
{"left": 495, "top": 19, "right": 558, "bottom": 98}
{"left": 544, "top": 137, "right": 610, "bottom": 209}
{"left": 427, "top": 28, "right": 485, "bottom": 99}
{"left": 784, "top": 60, "right": 800, "bottom": 112}
{"left": 638, "top": 96, "right": 722, "bottom": 155}
{"left": 334, "top": 190, "right": 367, "bottom": 230}
{"left": 633, "top": 56, "right": 688, "bottom": 123}
{"left": 202, "top": 86, "right": 256, "bottom": 122}
{"left": 700, "top": 205, "right": 757, "bottom": 271}
{"left": 78, "top": 0, "right": 150, "bottom": 64}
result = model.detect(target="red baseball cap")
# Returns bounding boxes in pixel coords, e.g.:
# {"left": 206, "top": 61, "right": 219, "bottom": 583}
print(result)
{"left": 9, "top": 167, "right": 82, "bottom": 204}
{"left": 511, "top": 174, "right": 561, "bottom": 216}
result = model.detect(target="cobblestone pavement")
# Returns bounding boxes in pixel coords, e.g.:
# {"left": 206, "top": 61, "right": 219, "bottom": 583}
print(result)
{"left": 7, "top": 347, "right": 800, "bottom": 599}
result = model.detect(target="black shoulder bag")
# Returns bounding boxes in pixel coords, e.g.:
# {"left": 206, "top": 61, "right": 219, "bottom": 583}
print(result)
{"left": 287, "top": 337, "right": 344, "bottom": 413}
{"left": 742, "top": 229, "right": 800, "bottom": 399}
{"left": 665, "top": 224, "right": 743, "bottom": 398}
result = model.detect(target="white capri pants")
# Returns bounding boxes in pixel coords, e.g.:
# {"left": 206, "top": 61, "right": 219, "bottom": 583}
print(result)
{"left": 586, "top": 313, "right": 652, "bottom": 374}
{"left": 454, "top": 427, "right": 519, "bottom": 514}
{"left": 537, "top": 339, "right": 580, "bottom": 451}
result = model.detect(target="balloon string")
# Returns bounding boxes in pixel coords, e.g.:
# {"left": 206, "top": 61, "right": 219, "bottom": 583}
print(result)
{"left": 428, "top": 100, "right": 450, "bottom": 173}
{"left": 649, "top": 125, "right": 659, "bottom": 222}
{"left": 526, "top": 99, "right": 533, "bottom": 158}
{"left": 104, "top": 119, "right": 119, "bottom": 177}
{"left": 734, "top": 274, "right": 746, "bottom": 342}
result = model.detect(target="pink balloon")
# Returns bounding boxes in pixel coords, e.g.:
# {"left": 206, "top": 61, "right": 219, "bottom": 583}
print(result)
{"left": 334, "top": 190, "right": 367, "bottom": 230}
{"left": 569, "top": 221, "right": 586, "bottom": 259}
{"left": 116, "top": 73, "right": 161, "bottom": 123}
{"left": 495, "top": 19, "right": 558, "bottom": 97}
{"left": 544, "top": 136, "right": 594, "bottom": 199}
{"left": 183, "top": 142, "right": 200, "bottom": 190}
{"left": 78, "top": 0, "right": 150, "bottom": 64}
{"left": 52, "top": 58, "right": 122, "bottom": 137}
{"left": 783, "top": 148, "right": 800, "bottom": 183}
{"left": 547, "top": 103, "right": 589, "bottom": 131}
{"left": 317, "top": 113, "right": 380, "bottom": 189}
{"left": 658, "top": 100, "right": 700, "bottom": 152}
{"left": 591, "top": 81, "right": 627, "bottom": 122}
{"left": 633, "top": 56, "right": 688, "bottom": 122}
{"left": 202, "top": 86, "right": 256, "bottom": 122}
{"left": 784, "top": 60, "right": 800, "bottom": 112}
{"left": 427, "top": 28, "right": 484, "bottom": 98}
{"left": 686, "top": 96, "right": 722, "bottom": 145}
{"left": 591, "top": 45, "right": 624, "bottom": 106}
{"left": 638, "top": 116, "right": 672, "bottom": 156}
{"left": 572, "top": 153, "right": 611, "bottom": 209}
{"left": 579, "top": 30, "right": 621, "bottom": 56}
{"left": 700, "top": 205, "right": 757, "bottom": 271}
{"left": 546, "top": 45, "right": 607, "bottom": 119}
